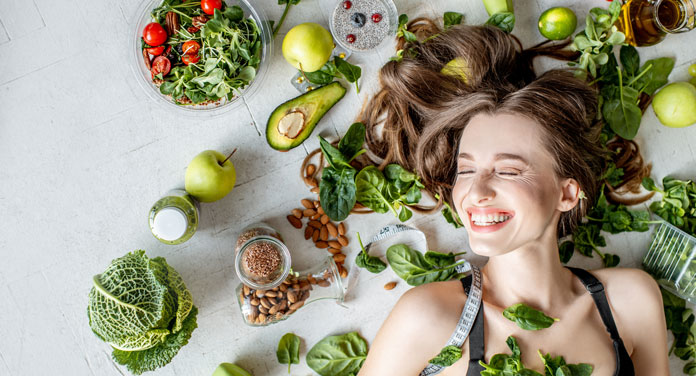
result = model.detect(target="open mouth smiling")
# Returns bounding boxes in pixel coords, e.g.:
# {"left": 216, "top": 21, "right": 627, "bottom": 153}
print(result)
{"left": 466, "top": 208, "right": 515, "bottom": 232}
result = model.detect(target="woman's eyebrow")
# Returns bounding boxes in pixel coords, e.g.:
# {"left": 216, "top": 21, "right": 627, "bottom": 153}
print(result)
{"left": 458, "top": 152, "right": 529, "bottom": 164}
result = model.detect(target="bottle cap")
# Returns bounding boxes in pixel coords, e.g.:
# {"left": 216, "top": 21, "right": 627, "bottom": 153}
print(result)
{"left": 152, "top": 207, "right": 188, "bottom": 241}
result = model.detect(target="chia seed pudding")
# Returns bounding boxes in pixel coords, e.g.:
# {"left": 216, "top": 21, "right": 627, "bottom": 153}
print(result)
{"left": 331, "top": 0, "right": 394, "bottom": 51}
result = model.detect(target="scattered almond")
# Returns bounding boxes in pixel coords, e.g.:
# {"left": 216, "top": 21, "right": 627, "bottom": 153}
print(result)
{"left": 311, "top": 212, "right": 321, "bottom": 220}
{"left": 315, "top": 241, "right": 329, "bottom": 248}
{"left": 309, "top": 178, "right": 318, "bottom": 187}
{"left": 338, "top": 235, "right": 349, "bottom": 247}
{"left": 338, "top": 222, "right": 346, "bottom": 235}
{"left": 384, "top": 282, "right": 397, "bottom": 290}
{"left": 333, "top": 253, "right": 346, "bottom": 263}
{"left": 303, "top": 208, "right": 316, "bottom": 217}
{"left": 312, "top": 229, "right": 320, "bottom": 242}
{"left": 308, "top": 220, "right": 322, "bottom": 229}
{"left": 292, "top": 208, "right": 303, "bottom": 219}
{"left": 301, "top": 199, "right": 313, "bottom": 209}
{"left": 320, "top": 226, "right": 328, "bottom": 241}
{"left": 320, "top": 214, "right": 329, "bottom": 224}
{"left": 327, "top": 222, "right": 338, "bottom": 237}
{"left": 313, "top": 200, "right": 320, "bottom": 208}
{"left": 304, "top": 226, "right": 313, "bottom": 240}
{"left": 306, "top": 164, "right": 316, "bottom": 177}
{"left": 317, "top": 206, "right": 325, "bottom": 215}
{"left": 287, "top": 215, "right": 302, "bottom": 229}
{"left": 339, "top": 265, "right": 348, "bottom": 278}
{"left": 328, "top": 247, "right": 342, "bottom": 255}
{"left": 311, "top": 187, "right": 319, "bottom": 194}
{"left": 328, "top": 240, "right": 342, "bottom": 249}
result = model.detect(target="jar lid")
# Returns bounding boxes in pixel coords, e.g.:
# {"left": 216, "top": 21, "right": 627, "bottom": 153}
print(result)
{"left": 152, "top": 207, "right": 188, "bottom": 241}
{"left": 235, "top": 236, "right": 291, "bottom": 290}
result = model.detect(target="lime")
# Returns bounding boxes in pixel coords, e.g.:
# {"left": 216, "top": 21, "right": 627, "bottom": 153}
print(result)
{"left": 689, "top": 63, "right": 696, "bottom": 78}
{"left": 538, "top": 7, "right": 577, "bottom": 40}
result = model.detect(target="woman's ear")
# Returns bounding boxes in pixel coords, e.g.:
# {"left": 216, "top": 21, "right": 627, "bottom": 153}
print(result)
{"left": 557, "top": 178, "right": 581, "bottom": 212}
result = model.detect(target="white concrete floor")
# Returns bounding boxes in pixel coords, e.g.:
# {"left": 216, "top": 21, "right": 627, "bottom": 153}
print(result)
{"left": 1, "top": 0, "right": 695, "bottom": 374}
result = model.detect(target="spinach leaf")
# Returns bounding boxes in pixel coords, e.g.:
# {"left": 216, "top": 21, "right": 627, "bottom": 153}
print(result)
{"left": 276, "top": 333, "right": 301, "bottom": 373}
{"left": 386, "top": 244, "right": 465, "bottom": 286}
{"left": 320, "top": 167, "right": 357, "bottom": 222}
{"left": 398, "top": 206, "right": 413, "bottom": 221}
{"left": 635, "top": 57, "right": 675, "bottom": 95}
{"left": 354, "top": 232, "right": 387, "bottom": 274}
{"left": 306, "top": 332, "right": 368, "bottom": 376}
{"left": 355, "top": 166, "right": 395, "bottom": 215}
{"left": 602, "top": 68, "right": 642, "bottom": 140}
{"left": 319, "top": 136, "right": 350, "bottom": 169}
{"left": 443, "top": 12, "right": 463, "bottom": 30}
{"left": 558, "top": 241, "right": 574, "bottom": 264}
{"left": 619, "top": 45, "right": 639, "bottom": 77}
{"left": 424, "top": 250, "right": 465, "bottom": 268}
{"left": 384, "top": 164, "right": 417, "bottom": 184}
{"left": 338, "top": 122, "right": 366, "bottom": 162}
{"left": 502, "top": 303, "right": 559, "bottom": 331}
{"left": 429, "top": 345, "right": 462, "bottom": 367}
{"left": 485, "top": 12, "right": 515, "bottom": 33}
{"left": 335, "top": 56, "right": 362, "bottom": 94}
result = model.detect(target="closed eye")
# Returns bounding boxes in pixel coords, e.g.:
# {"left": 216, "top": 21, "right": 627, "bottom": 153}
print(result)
{"left": 458, "top": 170, "right": 474, "bottom": 175}
{"left": 497, "top": 171, "right": 519, "bottom": 176}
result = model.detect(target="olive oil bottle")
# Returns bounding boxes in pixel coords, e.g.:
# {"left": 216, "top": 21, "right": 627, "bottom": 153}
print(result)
{"left": 617, "top": 0, "right": 695, "bottom": 46}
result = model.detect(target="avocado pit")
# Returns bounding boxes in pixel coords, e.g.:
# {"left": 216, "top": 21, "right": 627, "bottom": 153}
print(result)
{"left": 277, "top": 110, "right": 306, "bottom": 139}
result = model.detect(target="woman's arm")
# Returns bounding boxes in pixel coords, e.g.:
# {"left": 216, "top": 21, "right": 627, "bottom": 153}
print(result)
{"left": 359, "top": 282, "right": 463, "bottom": 375}
{"left": 605, "top": 268, "right": 670, "bottom": 375}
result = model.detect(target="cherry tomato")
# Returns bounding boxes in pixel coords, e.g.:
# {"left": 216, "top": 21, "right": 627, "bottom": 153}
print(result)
{"left": 182, "top": 40, "right": 201, "bottom": 56}
{"left": 151, "top": 56, "right": 171, "bottom": 80}
{"left": 146, "top": 45, "right": 165, "bottom": 56}
{"left": 143, "top": 22, "right": 168, "bottom": 46}
{"left": 181, "top": 54, "right": 201, "bottom": 65}
{"left": 201, "top": 0, "right": 222, "bottom": 15}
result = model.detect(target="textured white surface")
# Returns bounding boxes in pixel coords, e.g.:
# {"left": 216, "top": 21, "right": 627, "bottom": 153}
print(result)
{"left": 1, "top": 0, "right": 695, "bottom": 375}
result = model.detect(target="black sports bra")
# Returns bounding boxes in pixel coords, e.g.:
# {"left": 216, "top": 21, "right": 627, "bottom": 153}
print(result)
{"left": 462, "top": 267, "right": 634, "bottom": 376}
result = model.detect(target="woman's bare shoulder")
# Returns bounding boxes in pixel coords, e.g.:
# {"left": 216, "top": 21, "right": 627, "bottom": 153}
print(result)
{"left": 391, "top": 279, "right": 468, "bottom": 324}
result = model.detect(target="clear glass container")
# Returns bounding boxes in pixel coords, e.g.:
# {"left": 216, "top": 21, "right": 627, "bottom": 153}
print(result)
{"left": 617, "top": 0, "right": 695, "bottom": 46}
{"left": 643, "top": 220, "right": 696, "bottom": 303}
{"left": 129, "top": 0, "right": 273, "bottom": 115}
{"left": 237, "top": 257, "right": 344, "bottom": 326}
{"left": 329, "top": 0, "right": 398, "bottom": 53}
{"left": 235, "top": 222, "right": 283, "bottom": 253}
{"left": 148, "top": 189, "right": 199, "bottom": 244}
{"left": 235, "top": 236, "right": 291, "bottom": 290}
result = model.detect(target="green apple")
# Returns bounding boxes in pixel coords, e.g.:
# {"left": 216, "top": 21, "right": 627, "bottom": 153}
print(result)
{"left": 185, "top": 150, "right": 236, "bottom": 202}
{"left": 282, "top": 22, "right": 334, "bottom": 73}
{"left": 212, "top": 363, "right": 252, "bottom": 376}
{"left": 652, "top": 82, "right": 696, "bottom": 128}
{"left": 482, "top": 0, "right": 514, "bottom": 16}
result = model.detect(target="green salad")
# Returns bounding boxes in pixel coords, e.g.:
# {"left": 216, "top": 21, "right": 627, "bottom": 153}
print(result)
{"left": 140, "top": 0, "right": 262, "bottom": 105}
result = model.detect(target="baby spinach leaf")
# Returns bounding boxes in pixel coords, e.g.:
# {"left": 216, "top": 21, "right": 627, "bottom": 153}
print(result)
{"left": 619, "top": 45, "right": 639, "bottom": 77}
{"left": 335, "top": 56, "right": 362, "bottom": 94}
{"left": 306, "top": 332, "right": 368, "bottom": 376}
{"left": 354, "top": 232, "right": 387, "bottom": 274}
{"left": 384, "top": 164, "right": 417, "bottom": 183}
{"left": 276, "top": 333, "right": 301, "bottom": 373}
{"left": 320, "top": 167, "right": 357, "bottom": 222}
{"left": 423, "top": 251, "right": 465, "bottom": 268}
{"left": 355, "top": 166, "right": 394, "bottom": 214}
{"left": 337, "top": 122, "right": 366, "bottom": 162}
{"left": 443, "top": 12, "right": 463, "bottom": 30}
{"left": 635, "top": 57, "right": 675, "bottom": 95}
{"left": 386, "top": 244, "right": 465, "bottom": 286}
{"left": 485, "top": 12, "right": 515, "bottom": 33}
{"left": 429, "top": 345, "right": 462, "bottom": 367}
{"left": 398, "top": 206, "right": 413, "bottom": 221}
{"left": 503, "top": 303, "right": 559, "bottom": 331}
{"left": 319, "top": 136, "right": 350, "bottom": 169}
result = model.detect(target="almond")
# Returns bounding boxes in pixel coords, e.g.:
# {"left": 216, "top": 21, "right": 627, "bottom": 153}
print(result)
{"left": 338, "top": 222, "right": 346, "bottom": 235}
{"left": 327, "top": 222, "right": 338, "bottom": 237}
{"left": 333, "top": 253, "right": 346, "bottom": 263}
{"left": 315, "top": 241, "right": 329, "bottom": 248}
{"left": 265, "top": 291, "right": 278, "bottom": 298}
{"left": 311, "top": 213, "right": 321, "bottom": 220}
{"left": 301, "top": 199, "right": 314, "bottom": 209}
{"left": 292, "top": 208, "right": 303, "bottom": 218}
{"left": 313, "top": 200, "right": 320, "bottom": 208}
{"left": 287, "top": 215, "right": 302, "bottom": 229}
{"left": 320, "top": 215, "right": 329, "bottom": 224}
{"left": 287, "top": 290, "right": 297, "bottom": 303}
{"left": 306, "top": 164, "right": 316, "bottom": 177}
{"left": 317, "top": 206, "right": 325, "bottom": 215}
{"left": 289, "top": 301, "right": 305, "bottom": 310}
{"left": 328, "top": 240, "right": 342, "bottom": 249}
{"left": 338, "top": 235, "right": 349, "bottom": 247}
{"left": 384, "top": 281, "right": 397, "bottom": 290}
{"left": 308, "top": 220, "right": 322, "bottom": 229}
{"left": 258, "top": 313, "right": 267, "bottom": 323}
{"left": 312, "top": 228, "right": 320, "bottom": 242}
{"left": 317, "top": 280, "right": 331, "bottom": 287}
{"left": 303, "top": 208, "right": 316, "bottom": 217}
{"left": 304, "top": 226, "right": 313, "bottom": 240}
{"left": 311, "top": 187, "right": 319, "bottom": 194}
{"left": 243, "top": 285, "right": 250, "bottom": 296}
{"left": 338, "top": 264, "right": 348, "bottom": 278}
{"left": 328, "top": 247, "right": 342, "bottom": 255}
{"left": 309, "top": 178, "right": 318, "bottom": 187}
{"left": 320, "top": 226, "right": 328, "bottom": 241}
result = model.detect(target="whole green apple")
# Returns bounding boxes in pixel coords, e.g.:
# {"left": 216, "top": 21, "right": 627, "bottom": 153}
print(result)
{"left": 185, "top": 150, "right": 236, "bottom": 202}
{"left": 652, "top": 82, "right": 696, "bottom": 128}
{"left": 212, "top": 363, "right": 252, "bottom": 376}
{"left": 282, "top": 22, "right": 334, "bottom": 73}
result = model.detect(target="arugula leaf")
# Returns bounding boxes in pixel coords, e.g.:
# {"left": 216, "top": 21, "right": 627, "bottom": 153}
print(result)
{"left": 319, "top": 167, "right": 357, "bottom": 222}
{"left": 485, "top": 12, "right": 515, "bottom": 33}
{"left": 443, "top": 12, "right": 463, "bottom": 30}
{"left": 354, "top": 232, "right": 387, "bottom": 274}
{"left": 276, "top": 333, "right": 301, "bottom": 373}
{"left": 429, "top": 345, "right": 462, "bottom": 367}
{"left": 503, "top": 303, "right": 559, "bottom": 331}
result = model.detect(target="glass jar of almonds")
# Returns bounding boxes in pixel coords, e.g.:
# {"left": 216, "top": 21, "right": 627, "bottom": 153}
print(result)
{"left": 236, "top": 256, "right": 344, "bottom": 326}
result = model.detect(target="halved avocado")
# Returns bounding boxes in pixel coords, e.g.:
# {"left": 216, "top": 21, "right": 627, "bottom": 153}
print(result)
{"left": 266, "top": 81, "right": 347, "bottom": 151}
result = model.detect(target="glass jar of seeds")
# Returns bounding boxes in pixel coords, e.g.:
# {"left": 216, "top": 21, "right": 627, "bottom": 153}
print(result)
{"left": 236, "top": 256, "right": 345, "bottom": 326}
{"left": 235, "top": 234, "right": 291, "bottom": 290}
{"left": 236, "top": 222, "right": 284, "bottom": 253}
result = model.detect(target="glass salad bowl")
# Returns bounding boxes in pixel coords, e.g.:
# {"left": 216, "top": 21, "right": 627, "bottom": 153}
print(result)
{"left": 130, "top": 0, "right": 273, "bottom": 115}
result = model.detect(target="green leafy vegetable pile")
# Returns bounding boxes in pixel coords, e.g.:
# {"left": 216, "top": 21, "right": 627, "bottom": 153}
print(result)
{"left": 643, "top": 177, "right": 696, "bottom": 234}
{"left": 480, "top": 336, "right": 593, "bottom": 376}
{"left": 318, "top": 122, "right": 426, "bottom": 222}
{"left": 87, "top": 250, "right": 198, "bottom": 375}
{"left": 662, "top": 288, "right": 696, "bottom": 375}
{"left": 153, "top": 3, "right": 261, "bottom": 105}
{"left": 306, "top": 332, "right": 368, "bottom": 376}
{"left": 305, "top": 56, "right": 363, "bottom": 94}
{"left": 503, "top": 303, "right": 559, "bottom": 331}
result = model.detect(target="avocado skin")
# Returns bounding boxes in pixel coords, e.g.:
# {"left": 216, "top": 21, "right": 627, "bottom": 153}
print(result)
{"left": 266, "top": 81, "right": 347, "bottom": 151}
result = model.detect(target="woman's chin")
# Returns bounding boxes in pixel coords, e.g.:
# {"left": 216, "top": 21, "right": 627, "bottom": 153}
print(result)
{"left": 467, "top": 239, "right": 512, "bottom": 257}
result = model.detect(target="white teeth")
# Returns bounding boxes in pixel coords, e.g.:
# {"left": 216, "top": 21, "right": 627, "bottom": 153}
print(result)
{"left": 471, "top": 213, "right": 511, "bottom": 226}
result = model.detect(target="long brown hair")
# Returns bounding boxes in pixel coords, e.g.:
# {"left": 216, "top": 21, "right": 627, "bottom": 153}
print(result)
{"left": 358, "top": 22, "right": 605, "bottom": 238}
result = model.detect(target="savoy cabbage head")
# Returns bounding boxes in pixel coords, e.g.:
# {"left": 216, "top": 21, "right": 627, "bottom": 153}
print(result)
{"left": 87, "top": 250, "right": 198, "bottom": 374}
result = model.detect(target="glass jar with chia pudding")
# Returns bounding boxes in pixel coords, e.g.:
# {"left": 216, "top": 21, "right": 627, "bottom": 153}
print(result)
{"left": 330, "top": 0, "right": 398, "bottom": 52}
{"left": 236, "top": 256, "right": 344, "bottom": 326}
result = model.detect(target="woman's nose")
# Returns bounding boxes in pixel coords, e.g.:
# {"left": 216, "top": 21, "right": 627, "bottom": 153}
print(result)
{"left": 468, "top": 174, "right": 496, "bottom": 203}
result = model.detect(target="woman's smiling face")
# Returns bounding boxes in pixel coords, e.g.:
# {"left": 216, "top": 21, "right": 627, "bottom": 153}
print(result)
{"left": 452, "top": 112, "right": 565, "bottom": 256}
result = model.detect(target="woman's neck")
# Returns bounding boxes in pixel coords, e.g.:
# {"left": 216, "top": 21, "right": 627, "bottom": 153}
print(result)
{"left": 480, "top": 229, "right": 577, "bottom": 313}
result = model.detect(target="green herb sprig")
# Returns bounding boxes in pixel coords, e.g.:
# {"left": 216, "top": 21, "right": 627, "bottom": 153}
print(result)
{"left": 570, "top": 0, "right": 625, "bottom": 78}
